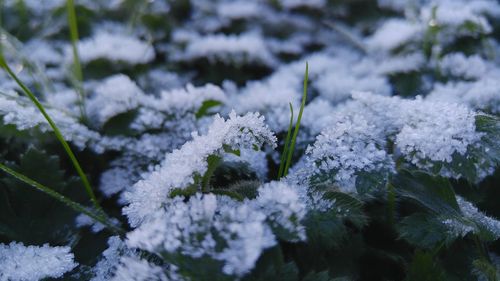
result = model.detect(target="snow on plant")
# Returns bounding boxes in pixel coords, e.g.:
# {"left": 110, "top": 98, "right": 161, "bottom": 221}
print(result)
{"left": 0, "top": 90, "right": 101, "bottom": 149}
{"left": 0, "top": 242, "right": 77, "bottom": 281}
{"left": 306, "top": 114, "right": 394, "bottom": 193}
{"left": 305, "top": 92, "right": 494, "bottom": 192}
{"left": 127, "top": 194, "right": 276, "bottom": 277}
{"left": 123, "top": 111, "right": 277, "bottom": 226}
{"left": 125, "top": 182, "right": 306, "bottom": 277}
{"left": 71, "top": 31, "right": 155, "bottom": 65}
{"left": 252, "top": 181, "right": 307, "bottom": 241}
{"left": 1, "top": 0, "right": 500, "bottom": 280}
{"left": 172, "top": 32, "right": 277, "bottom": 67}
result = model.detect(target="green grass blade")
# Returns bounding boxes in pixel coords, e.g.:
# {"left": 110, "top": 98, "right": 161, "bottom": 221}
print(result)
{"left": 283, "top": 62, "right": 308, "bottom": 177}
{"left": 0, "top": 163, "right": 123, "bottom": 234}
{"left": 0, "top": 57, "right": 101, "bottom": 211}
{"left": 66, "top": 0, "right": 87, "bottom": 122}
{"left": 278, "top": 102, "right": 294, "bottom": 179}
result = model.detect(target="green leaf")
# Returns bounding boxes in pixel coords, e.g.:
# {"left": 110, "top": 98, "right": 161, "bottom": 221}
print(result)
{"left": 223, "top": 144, "right": 241, "bottom": 156}
{"left": 302, "top": 271, "right": 336, "bottom": 281}
{"left": 323, "top": 191, "right": 368, "bottom": 229}
{"left": 355, "top": 170, "right": 391, "bottom": 196}
{"left": 392, "top": 170, "right": 460, "bottom": 214}
{"left": 195, "top": 100, "right": 223, "bottom": 119}
{"left": 405, "top": 250, "right": 447, "bottom": 281}
{"left": 0, "top": 148, "right": 91, "bottom": 244}
{"left": 304, "top": 210, "right": 348, "bottom": 249}
{"left": 472, "top": 258, "right": 500, "bottom": 281}
{"left": 398, "top": 213, "right": 449, "bottom": 249}
{"left": 243, "top": 247, "right": 299, "bottom": 281}
{"left": 101, "top": 109, "right": 139, "bottom": 136}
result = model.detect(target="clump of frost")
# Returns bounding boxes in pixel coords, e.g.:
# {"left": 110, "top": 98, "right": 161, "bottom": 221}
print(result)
{"left": 439, "top": 53, "right": 488, "bottom": 79}
{"left": 306, "top": 114, "right": 394, "bottom": 193}
{"left": 0, "top": 242, "right": 77, "bottom": 281}
{"left": 366, "top": 18, "right": 422, "bottom": 51}
{"left": 395, "top": 99, "right": 481, "bottom": 167}
{"left": 111, "top": 256, "right": 172, "bottom": 281}
{"left": 127, "top": 194, "right": 276, "bottom": 277}
{"left": 315, "top": 71, "right": 391, "bottom": 103}
{"left": 457, "top": 196, "right": 500, "bottom": 239}
{"left": 440, "top": 197, "right": 500, "bottom": 240}
{"left": 92, "top": 236, "right": 135, "bottom": 281}
{"left": 23, "top": 39, "right": 63, "bottom": 65}
{"left": 278, "top": 0, "right": 326, "bottom": 9}
{"left": 441, "top": 218, "right": 476, "bottom": 238}
{"left": 428, "top": 78, "right": 500, "bottom": 114}
{"left": 75, "top": 214, "right": 120, "bottom": 234}
{"left": 253, "top": 181, "right": 307, "bottom": 241}
{"left": 74, "top": 31, "right": 154, "bottom": 64}
{"left": 420, "top": 0, "right": 500, "bottom": 35}
{"left": 0, "top": 91, "right": 100, "bottom": 149}
{"left": 304, "top": 92, "right": 489, "bottom": 192}
{"left": 173, "top": 32, "right": 277, "bottom": 66}
{"left": 216, "top": 1, "right": 260, "bottom": 19}
{"left": 123, "top": 111, "right": 277, "bottom": 226}
{"left": 86, "top": 74, "right": 146, "bottom": 126}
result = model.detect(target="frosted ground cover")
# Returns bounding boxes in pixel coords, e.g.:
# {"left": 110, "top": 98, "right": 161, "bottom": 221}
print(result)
{"left": 0, "top": 0, "right": 499, "bottom": 280}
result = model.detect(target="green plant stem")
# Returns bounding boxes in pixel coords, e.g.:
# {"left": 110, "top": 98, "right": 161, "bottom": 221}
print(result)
{"left": 283, "top": 62, "right": 309, "bottom": 177}
{"left": 0, "top": 57, "right": 101, "bottom": 211}
{"left": 278, "top": 103, "right": 294, "bottom": 179}
{"left": 0, "top": 163, "right": 123, "bottom": 234}
{"left": 66, "top": 0, "right": 87, "bottom": 122}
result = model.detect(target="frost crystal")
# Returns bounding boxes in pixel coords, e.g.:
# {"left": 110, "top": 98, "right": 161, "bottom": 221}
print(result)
{"left": 175, "top": 32, "right": 277, "bottom": 66}
{"left": 366, "top": 19, "right": 422, "bottom": 51}
{"left": 124, "top": 111, "right": 276, "bottom": 226}
{"left": 127, "top": 194, "right": 276, "bottom": 277}
{"left": 92, "top": 237, "right": 134, "bottom": 281}
{"left": 74, "top": 31, "right": 154, "bottom": 64}
{"left": 111, "top": 257, "right": 171, "bottom": 281}
{"left": 253, "top": 182, "right": 307, "bottom": 241}
{"left": 305, "top": 92, "right": 487, "bottom": 191}
{"left": 87, "top": 74, "right": 146, "bottom": 126}
{"left": 306, "top": 114, "right": 394, "bottom": 193}
{"left": 439, "top": 53, "right": 488, "bottom": 79}
{"left": 457, "top": 197, "right": 500, "bottom": 239}
{"left": 0, "top": 242, "right": 77, "bottom": 281}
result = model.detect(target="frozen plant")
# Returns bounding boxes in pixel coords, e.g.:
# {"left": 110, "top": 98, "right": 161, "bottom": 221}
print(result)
{"left": 123, "top": 111, "right": 277, "bottom": 226}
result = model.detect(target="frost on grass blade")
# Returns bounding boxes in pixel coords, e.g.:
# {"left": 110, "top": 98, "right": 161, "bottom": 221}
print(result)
{"left": 123, "top": 111, "right": 277, "bottom": 226}
{"left": 0, "top": 242, "right": 77, "bottom": 281}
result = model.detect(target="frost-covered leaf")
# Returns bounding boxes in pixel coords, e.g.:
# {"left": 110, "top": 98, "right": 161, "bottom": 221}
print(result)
{"left": 124, "top": 111, "right": 276, "bottom": 226}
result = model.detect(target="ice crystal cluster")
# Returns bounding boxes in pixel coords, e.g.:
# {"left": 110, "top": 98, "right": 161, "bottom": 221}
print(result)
{"left": 0, "top": 242, "right": 77, "bottom": 281}
{"left": 0, "top": 0, "right": 500, "bottom": 280}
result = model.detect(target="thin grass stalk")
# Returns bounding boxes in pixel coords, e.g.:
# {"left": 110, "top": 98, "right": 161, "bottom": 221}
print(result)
{"left": 0, "top": 163, "right": 123, "bottom": 234}
{"left": 66, "top": 0, "right": 87, "bottom": 122}
{"left": 278, "top": 103, "right": 294, "bottom": 179}
{"left": 0, "top": 57, "right": 102, "bottom": 211}
{"left": 283, "top": 62, "right": 309, "bottom": 176}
